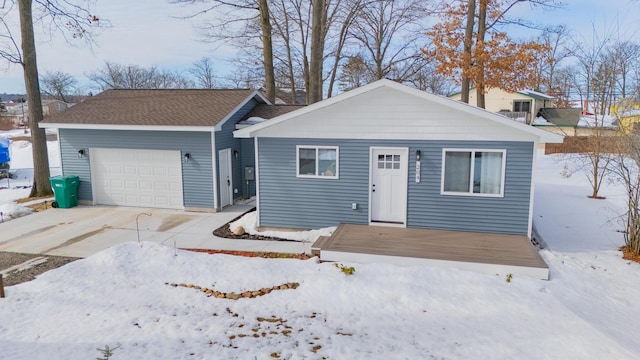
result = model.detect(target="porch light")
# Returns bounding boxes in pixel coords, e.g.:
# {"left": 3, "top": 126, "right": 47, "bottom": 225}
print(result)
{"left": 234, "top": 150, "right": 239, "bottom": 159}
{"left": 415, "top": 150, "right": 421, "bottom": 161}
{"left": 77, "top": 149, "right": 85, "bottom": 159}
{"left": 184, "top": 153, "right": 191, "bottom": 163}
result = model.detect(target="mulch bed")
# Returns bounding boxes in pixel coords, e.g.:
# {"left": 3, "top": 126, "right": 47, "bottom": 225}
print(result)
{"left": 212, "top": 208, "right": 286, "bottom": 242}
{"left": 184, "top": 249, "right": 313, "bottom": 260}
{"left": 16, "top": 196, "right": 55, "bottom": 212}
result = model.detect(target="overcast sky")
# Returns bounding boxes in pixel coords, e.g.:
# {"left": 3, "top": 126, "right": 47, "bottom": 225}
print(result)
{"left": 1, "top": 0, "right": 639, "bottom": 95}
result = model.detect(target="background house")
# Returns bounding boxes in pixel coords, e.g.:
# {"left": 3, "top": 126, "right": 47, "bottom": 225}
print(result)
{"left": 617, "top": 109, "right": 640, "bottom": 134}
{"left": 236, "top": 80, "right": 563, "bottom": 237}
{"left": 0, "top": 99, "right": 72, "bottom": 129}
{"left": 449, "top": 88, "right": 555, "bottom": 125}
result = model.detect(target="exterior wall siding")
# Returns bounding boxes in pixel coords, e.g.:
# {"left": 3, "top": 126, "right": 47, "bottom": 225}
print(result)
{"left": 215, "top": 98, "right": 257, "bottom": 201}
{"left": 258, "top": 137, "right": 533, "bottom": 235}
{"left": 58, "top": 129, "right": 214, "bottom": 208}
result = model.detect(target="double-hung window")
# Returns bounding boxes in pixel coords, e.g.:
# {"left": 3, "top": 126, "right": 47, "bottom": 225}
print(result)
{"left": 297, "top": 146, "right": 339, "bottom": 179}
{"left": 441, "top": 149, "right": 506, "bottom": 197}
{"left": 513, "top": 100, "right": 531, "bottom": 113}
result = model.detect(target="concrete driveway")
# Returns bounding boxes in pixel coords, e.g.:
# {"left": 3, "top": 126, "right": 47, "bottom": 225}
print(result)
{"left": 0, "top": 205, "right": 311, "bottom": 257}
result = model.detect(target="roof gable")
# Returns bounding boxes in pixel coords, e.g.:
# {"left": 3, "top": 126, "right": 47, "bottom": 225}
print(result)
{"left": 235, "top": 80, "right": 563, "bottom": 143}
{"left": 40, "top": 89, "right": 269, "bottom": 130}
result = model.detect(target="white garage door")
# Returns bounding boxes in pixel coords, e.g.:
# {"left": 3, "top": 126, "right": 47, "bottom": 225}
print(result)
{"left": 91, "top": 148, "right": 184, "bottom": 209}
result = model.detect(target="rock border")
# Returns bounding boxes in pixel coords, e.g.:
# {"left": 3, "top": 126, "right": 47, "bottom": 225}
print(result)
{"left": 167, "top": 281, "right": 300, "bottom": 300}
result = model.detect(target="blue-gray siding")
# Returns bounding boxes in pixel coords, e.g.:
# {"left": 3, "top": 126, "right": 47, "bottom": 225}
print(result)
{"left": 215, "top": 99, "right": 257, "bottom": 201}
{"left": 257, "top": 138, "right": 533, "bottom": 235}
{"left": 59, "top": 129, "right": 215, "bottom": 208}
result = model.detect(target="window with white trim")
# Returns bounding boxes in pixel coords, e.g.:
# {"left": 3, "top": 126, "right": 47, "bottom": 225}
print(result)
{"left": 296, "top": 146, "right": 339, "bottom": 178}
{"left": 441, "top": 149, "right": 506, "bottom": 196}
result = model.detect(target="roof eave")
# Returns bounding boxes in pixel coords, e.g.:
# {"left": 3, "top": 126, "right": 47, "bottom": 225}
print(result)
{"left": 214, "top": 90, "right": 271, "bottom": 131}
{"left": 38, "top": 123, "right": 217, "bottom": 132}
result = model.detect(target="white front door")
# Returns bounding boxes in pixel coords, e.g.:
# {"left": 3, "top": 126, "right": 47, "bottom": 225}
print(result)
{"left": 370, "top": 147, "right": 408, "bottom": 225}
{"left": 90, "top": 148, "right": 184, "bottom": 209}
{"left": 218, "top": 148, "right": 233, "bottom": 208}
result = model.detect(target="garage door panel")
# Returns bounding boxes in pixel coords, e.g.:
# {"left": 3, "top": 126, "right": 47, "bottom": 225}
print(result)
{"left": 108, "top": 164, "right": 123, "bottom": 175}
{"left": 124, "top": 180, "right": 139, "bottom": 190}
{"left": 139, "top": 166, "right": 153, "bottom": 176}
{"left": 123, "top": 165, "right": 138, "bottom": 175}
{"left": 92, "top": 148, "right": 184, "bottom": 209}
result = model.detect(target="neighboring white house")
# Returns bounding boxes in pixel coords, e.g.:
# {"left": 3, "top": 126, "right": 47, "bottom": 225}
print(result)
{"left": 449, "top": 88, "right": 555, "bottom": 125}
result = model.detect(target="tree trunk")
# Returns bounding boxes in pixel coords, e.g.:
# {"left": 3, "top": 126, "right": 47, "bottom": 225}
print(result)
{"left": 461, "top": 0, "right": 476, "bottom": 104}
{"left": 475, "top": 0, "right": 486, "bottom": 109}
{"left": 258, "top": 0, "right": 276, "bottom": 103}
{"left": 308, "top": 0, "right": 325, "bottom": 104}
{"left": 18, "top": 0, "right": 52, "bottom": 197}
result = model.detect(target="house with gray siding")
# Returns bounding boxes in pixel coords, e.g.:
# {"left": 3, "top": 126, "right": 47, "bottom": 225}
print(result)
{"left": 39, "top": 89, "right": 296, "bottom": 212}
{"left": 235, "top": 79, "right": 563, "bottom": 238}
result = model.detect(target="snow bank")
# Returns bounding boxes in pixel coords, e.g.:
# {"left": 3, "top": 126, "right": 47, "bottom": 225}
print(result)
{"left": 0, "top": 202, "right": 33, "bottom": 221}
{"left": 229, "top": 211, "right": 335, "bottom": 242}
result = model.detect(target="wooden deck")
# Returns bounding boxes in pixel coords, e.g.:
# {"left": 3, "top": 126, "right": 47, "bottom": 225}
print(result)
{"left": 314, "top": 224, "right": 549, "bottom": 280}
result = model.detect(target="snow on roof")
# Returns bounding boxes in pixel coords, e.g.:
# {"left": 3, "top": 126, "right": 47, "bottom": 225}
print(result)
{"left": 517, "top": 89, "right": 555, "bottom": 100}
{"left": 532, "top": 116, "right": 554, "bottom": 126}
{"left": 577, "top": 114, "right": 617, "bottom": 128}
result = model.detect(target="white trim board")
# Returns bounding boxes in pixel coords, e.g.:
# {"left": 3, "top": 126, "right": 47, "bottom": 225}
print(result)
{"left": 39, "top": 123, "right": 217, "bottom": 132}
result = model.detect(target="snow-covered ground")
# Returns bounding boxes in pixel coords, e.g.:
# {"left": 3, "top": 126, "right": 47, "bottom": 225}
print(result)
{"left": 1, "top": 132, "right": 639, "bottom": 358}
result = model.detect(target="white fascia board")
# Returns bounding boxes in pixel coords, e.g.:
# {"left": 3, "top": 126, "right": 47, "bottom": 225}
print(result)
{"left": 214, "top": 90, "right": 271, "bottom": 131}
{"left": 38, "top": 123, "right": 217, "bottom": 132}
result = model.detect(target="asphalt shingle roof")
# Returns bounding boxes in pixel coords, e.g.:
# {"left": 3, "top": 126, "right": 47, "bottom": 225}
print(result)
{"left": 242, "top": 104, "right": 306, "bottom": 120}
{"left": 40, "top": 89, "right": 258, "bottom": 127}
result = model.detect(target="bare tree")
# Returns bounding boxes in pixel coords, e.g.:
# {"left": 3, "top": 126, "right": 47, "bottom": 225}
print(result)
{"left": 189, "top": 57, "right": 217, "bottom": 89}
{"left": 460, "top": 0, "right": 475, "bottom": 103}
{"left": 536, "top": 25, "right": 573, "bottom": 93}
{"left": 338, "top": 54, "right": 369, "bottom": 91}
{"left": 0, "top": 0, "right": 101, "bottom": 197}
{"left": 88, "top": 62, "right": 192, "bottom": 90}
{"left": 348, "top": 0, "right": 428, "bottom": 84}
{"left": 308, "top": 0, "right": 326, "bottom": 104}
{"left": 551, "top": 66, "right": 577, "bottom": 108}
{"left": 575, "top": 51, "right": 618, "bottom": 199}
{"left": 171, "top": 0, "right": 276, "bottom": 102}
{"left": 613, "top": 131, "right": 640, "bottom": 255}
{"left": 611, "top": 40, "right": 640, "bottom": 99}
{"left": 40, "top": 70, "right": 77, "bottom": 102}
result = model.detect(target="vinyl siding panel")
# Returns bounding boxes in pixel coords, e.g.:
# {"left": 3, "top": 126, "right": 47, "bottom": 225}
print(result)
{"left": 254, "top": 86, "right": 545, "bottom": 142}
{"left": 215, "top": 98, "right": 257, "bottom": 201}
{"left": 258, "top": 138, "right": 533, "bottom": 235}
{"left": 58, "top": 129, "right": 214, "bottom": 208}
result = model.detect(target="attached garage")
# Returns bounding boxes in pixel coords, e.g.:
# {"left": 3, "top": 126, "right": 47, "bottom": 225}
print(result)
{"left": 38, "top": 89, "right": 283, "bottom": 212}
{"left": 90, "top": 148, "right": 184, "bottom": 209}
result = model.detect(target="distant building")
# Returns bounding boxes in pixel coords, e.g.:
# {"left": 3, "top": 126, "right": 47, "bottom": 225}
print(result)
{"left": 449, "top": 88, "right": 555, "bottom": 125}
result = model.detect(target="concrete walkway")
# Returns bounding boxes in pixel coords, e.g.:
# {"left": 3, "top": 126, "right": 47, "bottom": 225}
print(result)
{"left": 0, "top": 205, "right": 311, "bottom": 258}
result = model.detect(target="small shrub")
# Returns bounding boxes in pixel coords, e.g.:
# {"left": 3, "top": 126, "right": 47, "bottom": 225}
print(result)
{"left": 97, "top": 344, "right": 120, "bottom": 360}
{"left": 506, "top": 274, "right": 513, "bottom": 283}
{"left": 334, "top": 263, "right": 355, "bottom": 275}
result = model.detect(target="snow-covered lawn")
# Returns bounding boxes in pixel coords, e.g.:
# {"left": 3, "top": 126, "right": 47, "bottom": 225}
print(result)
{"left": 1, "top": 132, "right": 639, "bottom": 358}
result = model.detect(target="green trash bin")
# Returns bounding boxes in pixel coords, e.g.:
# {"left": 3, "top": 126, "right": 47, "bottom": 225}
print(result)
{"left": 49, "top": 175, "right": 80, "bottom": 208}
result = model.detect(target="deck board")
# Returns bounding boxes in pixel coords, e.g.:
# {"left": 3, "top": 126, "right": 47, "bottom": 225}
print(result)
{"left": 317, "top": 224, "right": 548, "bottom": 274}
